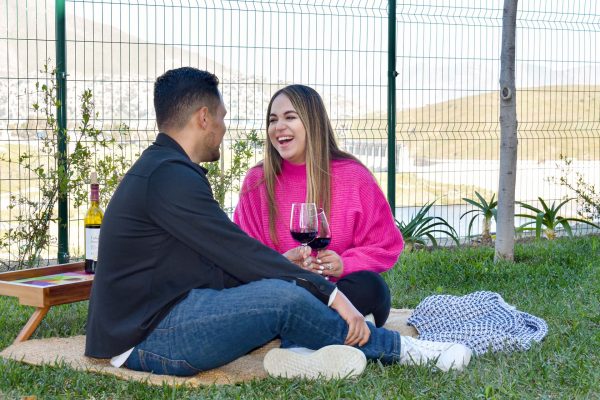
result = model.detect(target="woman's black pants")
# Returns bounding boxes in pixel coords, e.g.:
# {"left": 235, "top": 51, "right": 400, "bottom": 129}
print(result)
{"left": 336, "top": 270, "right": 391, "bottom": 327}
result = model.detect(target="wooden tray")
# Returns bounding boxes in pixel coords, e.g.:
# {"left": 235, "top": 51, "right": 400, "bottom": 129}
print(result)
{"left": 0, "top": 262, "right": 94, "bottom": 343}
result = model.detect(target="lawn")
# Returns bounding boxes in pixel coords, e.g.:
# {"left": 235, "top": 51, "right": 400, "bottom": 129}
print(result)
{"left": 0, "top": 236, "right": 599, "bottom": 399}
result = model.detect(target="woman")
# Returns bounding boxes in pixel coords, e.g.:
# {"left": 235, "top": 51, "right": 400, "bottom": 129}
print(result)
{"left": 234, "top": 84, "right": 403, "bottom": 327}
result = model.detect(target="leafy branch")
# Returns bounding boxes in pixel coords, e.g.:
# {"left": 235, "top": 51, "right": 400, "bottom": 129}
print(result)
{"left": 551, "top": 155, "right": 600, "bottom": 222}
{"left": 202, "top": 130, "right": 262, "bottom": 211}
{"left": 0, "top": 63, "right": 130, "bottom": 270}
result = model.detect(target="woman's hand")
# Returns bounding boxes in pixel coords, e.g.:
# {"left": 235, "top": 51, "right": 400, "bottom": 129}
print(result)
{"left": 311, "top": 249, "right": 344, "bottom": 278}
{"left": 283, "top": 246, "right": 313, "bottom": 270}
{"left": 330, "top": 290, "right": 371, "bottom": 346}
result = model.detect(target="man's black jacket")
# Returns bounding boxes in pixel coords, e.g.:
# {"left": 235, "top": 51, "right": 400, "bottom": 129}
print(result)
{"left": 85, "top": 133, "right": 335, "bottom": 358}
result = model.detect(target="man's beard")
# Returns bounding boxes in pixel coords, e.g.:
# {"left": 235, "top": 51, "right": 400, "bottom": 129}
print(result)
{"left": 208, "top": 148, "right": 220, "bottom": 162}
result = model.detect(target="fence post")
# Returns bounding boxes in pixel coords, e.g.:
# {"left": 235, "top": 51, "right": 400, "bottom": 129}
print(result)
{"left": 387, "top": 0, "right": 397, "bottom": 213}
{"left": 495, "top": 0, "right": 519, "bottom": 262}
{"left": 55, "top": 0, "right": 69, "bottom": 263}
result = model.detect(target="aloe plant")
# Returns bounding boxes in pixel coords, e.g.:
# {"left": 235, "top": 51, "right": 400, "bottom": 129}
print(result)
{"left": 395, "top": 201, "right": 460, "bottom": 252}
{"left": 516, "top": 197, "right": 600, "bottom": 239}
{"left": 460, "top": 191, "right": 497, "bottom": 243}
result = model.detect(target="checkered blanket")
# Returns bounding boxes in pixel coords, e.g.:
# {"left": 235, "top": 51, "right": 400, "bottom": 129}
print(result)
{"left": 407, "top": 291, "right": 548, "bottom": 355}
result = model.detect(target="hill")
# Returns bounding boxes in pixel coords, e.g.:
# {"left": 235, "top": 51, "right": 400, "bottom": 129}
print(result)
{"left": 358, "top": 86, "right": 600, "bottom": 161}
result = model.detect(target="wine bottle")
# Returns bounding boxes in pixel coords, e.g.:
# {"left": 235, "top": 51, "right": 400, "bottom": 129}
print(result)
{"left": 84, "top": 172, "right": 103, "bottom": 274}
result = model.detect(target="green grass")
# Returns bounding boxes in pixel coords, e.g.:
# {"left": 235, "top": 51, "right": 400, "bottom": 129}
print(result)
{"left": 1, "top": 236, "right": 599, "bottom": 399}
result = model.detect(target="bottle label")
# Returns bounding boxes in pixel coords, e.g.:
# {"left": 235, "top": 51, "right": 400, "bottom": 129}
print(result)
{"left": 85, "top": 227, "right": 101, "bottom": 261}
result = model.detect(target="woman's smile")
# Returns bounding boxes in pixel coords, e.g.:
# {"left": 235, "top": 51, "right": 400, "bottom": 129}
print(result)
{"left": 268, "top": 94, "right": 307, "bottom": 164}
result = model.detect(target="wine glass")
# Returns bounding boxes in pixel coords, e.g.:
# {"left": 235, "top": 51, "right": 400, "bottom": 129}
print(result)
{"left": 290, "top": 203, "right": 318, "bottom": 247}
{"left": 309, "top": 209, "right": 332, "bottom": 252}
{"left": 308, "top": 208, "right": 332, "bottom": 280}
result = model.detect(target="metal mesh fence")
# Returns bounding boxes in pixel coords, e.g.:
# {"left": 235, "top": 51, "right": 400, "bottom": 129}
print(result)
{"left": 393, "top": 1, "right": 600, "bottom": 241}
{"left": 1, "top": 0, "right": 599, "bottom": 267}
{"left": 1, "top": 0, "right": 58, "bottom": 267}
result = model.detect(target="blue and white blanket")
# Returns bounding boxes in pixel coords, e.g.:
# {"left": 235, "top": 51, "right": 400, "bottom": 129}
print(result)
{"left": 407, "top": 291, "right": 548, "bottom": 355}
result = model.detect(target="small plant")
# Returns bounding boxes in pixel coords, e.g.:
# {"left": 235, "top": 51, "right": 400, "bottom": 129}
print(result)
{"left": 460, "top": 191, "right": 497, "bottom": 243}
{"left": 552, "top": 155, "right": 600, "bottom": 221}
{"left": 516, "top": 197, "right": 600, "bottom": 240}
{"left": 395, "top": 201, "right": 460, "bottom": 252}
{"left": 0, "top": 64, "right": 130, "bottom": 269}
{"left": 202, "top": 130, "right": 262, "bottom": 211}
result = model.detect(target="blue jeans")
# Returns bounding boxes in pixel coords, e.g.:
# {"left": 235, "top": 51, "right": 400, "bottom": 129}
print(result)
{"left": 125, "top": 279, "right": 401, "bottom": 376}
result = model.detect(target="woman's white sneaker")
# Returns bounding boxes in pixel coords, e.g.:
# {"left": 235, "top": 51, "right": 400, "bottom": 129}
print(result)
{"left": 263, "top": 345, "right": 367, "bottom": 380}
{"left": 400, "top": 336, "right": 472, "bottom": 372}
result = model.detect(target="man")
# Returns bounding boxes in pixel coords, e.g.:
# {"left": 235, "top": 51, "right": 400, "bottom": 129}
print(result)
{"left": 85, "top": 67, "right": 471, "bottom": 378}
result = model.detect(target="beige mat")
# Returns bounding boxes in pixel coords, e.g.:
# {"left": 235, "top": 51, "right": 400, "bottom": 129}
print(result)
{"left": 0, "top": 308, "right": 416, "bottom": 386}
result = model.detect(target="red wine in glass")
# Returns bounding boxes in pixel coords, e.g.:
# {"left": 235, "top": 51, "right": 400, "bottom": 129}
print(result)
{"left": 309, "top": 209, "right": 332, "bottom": 251}
{"left": 290, "top": 203, "right": 318, "bottom": 246}
{"left": 308, "top": 237, "right": 331, "bottom": 250}
{"left": 291, "top": 230, "right": 318, "bottom": 244}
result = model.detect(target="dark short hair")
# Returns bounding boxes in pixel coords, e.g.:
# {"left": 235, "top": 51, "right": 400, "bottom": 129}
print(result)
{"left": 153, "top": 67, "right": 220, "bottom": 131}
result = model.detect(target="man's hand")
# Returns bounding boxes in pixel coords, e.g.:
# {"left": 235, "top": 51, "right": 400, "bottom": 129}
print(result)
{"left": 330, "top": 290, "right": 371, "bottom": 346}
{"left": 283, "top": 246, "right": 313, "bottom": 270}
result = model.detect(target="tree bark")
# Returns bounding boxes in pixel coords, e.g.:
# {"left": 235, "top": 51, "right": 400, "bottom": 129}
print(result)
{"left": 495, "top": 0, "right": 519, "bottom": 262}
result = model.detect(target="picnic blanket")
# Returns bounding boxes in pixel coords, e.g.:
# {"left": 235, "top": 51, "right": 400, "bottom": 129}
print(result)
{"left": 0, "top": 308, "right": 417, "bottom": 386}
{"left": 407, "top": 291, "right": 548, "bottom": 355}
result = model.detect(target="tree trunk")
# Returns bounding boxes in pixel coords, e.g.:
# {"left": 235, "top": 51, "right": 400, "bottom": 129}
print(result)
{"left": 495, "top": 0, "right": 519, "bottom": 262}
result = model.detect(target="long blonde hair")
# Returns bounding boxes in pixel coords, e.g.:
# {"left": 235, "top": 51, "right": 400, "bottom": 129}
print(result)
{"left": 263, "top": 85, "right": 361, "bottom": 244}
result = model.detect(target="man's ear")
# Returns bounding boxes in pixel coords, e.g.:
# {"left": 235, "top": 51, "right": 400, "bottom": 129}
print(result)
{"left": 194, "top": 106, "right": 210, "bottom": 129}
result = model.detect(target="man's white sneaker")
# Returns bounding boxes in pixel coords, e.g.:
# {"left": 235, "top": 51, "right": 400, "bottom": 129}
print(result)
{"left": 400, "top": 336, "right": 472, "bottom": 372}
{"left": 263, "top": 345, "right": 367, "bottom": 380}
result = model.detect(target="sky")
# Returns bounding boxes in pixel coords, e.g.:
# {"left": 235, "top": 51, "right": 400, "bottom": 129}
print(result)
{"left": 68, "top": 0, "right": 600, "bottom": 113}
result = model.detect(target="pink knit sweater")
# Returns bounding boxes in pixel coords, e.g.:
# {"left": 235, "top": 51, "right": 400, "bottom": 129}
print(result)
{"left": 234, "top": 159, "right": 404, "bottom": 280}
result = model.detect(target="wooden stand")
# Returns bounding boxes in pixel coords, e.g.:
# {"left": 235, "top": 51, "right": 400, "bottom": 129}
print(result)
{"left": 0, "top": 262, "right": 93, "bottom": 344}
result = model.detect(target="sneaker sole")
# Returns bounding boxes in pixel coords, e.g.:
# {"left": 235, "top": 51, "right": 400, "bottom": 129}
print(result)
{"left": 263, "top": 345, "right": 367, "bottom": 380}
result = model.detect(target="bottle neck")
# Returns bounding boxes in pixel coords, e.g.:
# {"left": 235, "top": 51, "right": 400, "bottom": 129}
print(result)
{"left": 90, "top": 183, "right": 99, "bottom": 203}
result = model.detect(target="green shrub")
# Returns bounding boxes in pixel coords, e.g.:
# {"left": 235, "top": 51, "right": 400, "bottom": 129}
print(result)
{"left": 0, "top": 64, "right": 130, "bottom": 269}
{"left": 516, "top": 197, "right": 600, "bottom": 239}
{"left": 395, "top": 201, "right": 459, "bottom": 251}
